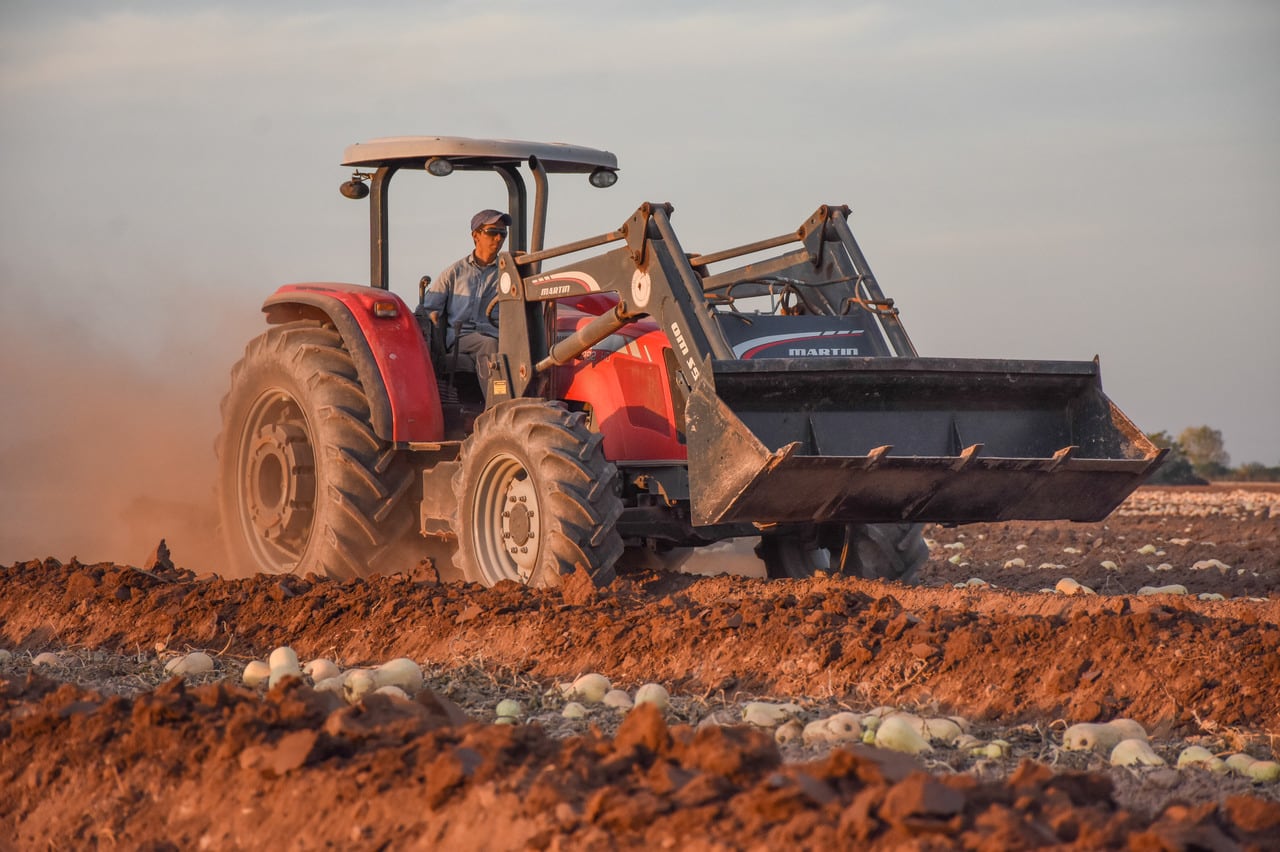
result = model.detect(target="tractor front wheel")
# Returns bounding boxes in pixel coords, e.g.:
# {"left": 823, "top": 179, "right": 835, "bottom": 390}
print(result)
{"left": 756, "top": 523, "right": 928, "bottom": 584}
{"left": 452, "top": 399, "right": 623, "bottom": 588}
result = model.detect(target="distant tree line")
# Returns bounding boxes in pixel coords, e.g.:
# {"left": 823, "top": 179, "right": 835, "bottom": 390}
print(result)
{"left": 1145, "top": 426, "right": 1280, "bottom": 484}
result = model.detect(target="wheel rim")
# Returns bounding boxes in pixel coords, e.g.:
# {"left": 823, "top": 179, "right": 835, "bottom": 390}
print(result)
{"left": 236, "top": 389, "right": 316, "bottom": 572}
{"left": 471, "top": 452, "right": 540, "bottom": 584}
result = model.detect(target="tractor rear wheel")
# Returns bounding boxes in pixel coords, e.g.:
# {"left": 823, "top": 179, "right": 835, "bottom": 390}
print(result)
{"left": 757, "top": 523, "right": 928, "bottom": 584}
{"left": 452, "top": 399, "right": 623, "bottom": 588}
{"left": 217, "top": 320, "right": 417, "bottom": 578}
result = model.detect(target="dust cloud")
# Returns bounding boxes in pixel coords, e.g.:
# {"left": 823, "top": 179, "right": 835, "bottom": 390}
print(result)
{"left": 0, "top": 295, "right": 259, "bottom": 573}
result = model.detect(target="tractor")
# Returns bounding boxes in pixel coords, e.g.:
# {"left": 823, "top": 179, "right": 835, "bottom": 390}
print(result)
{"left": 217, "top": 136, "right": 1163, "bottom": 587}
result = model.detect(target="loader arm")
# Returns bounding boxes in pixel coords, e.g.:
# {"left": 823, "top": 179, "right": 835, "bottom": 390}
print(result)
{"left": 490, "top": 203, "right": 1164, "bottom": 527}
{"left": 491, "top": 202, "right": 731, "bottom": 403}
{"left": 493, "top": 203, "right": 908, "bottom": 390}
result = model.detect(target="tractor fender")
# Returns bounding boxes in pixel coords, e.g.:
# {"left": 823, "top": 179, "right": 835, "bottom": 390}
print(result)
{"left": 262, "top": 283, "right": 444, "bottom": 442}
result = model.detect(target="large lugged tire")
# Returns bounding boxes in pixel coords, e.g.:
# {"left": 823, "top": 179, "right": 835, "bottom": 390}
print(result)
{"left": 452, "top": 399, "right": 623, "bottom": 588}
{"left": 757, "top": 522, "right": 928, "bottom": 584}
{"left": 217, "top": 320, "right": 417, "bottom": 578}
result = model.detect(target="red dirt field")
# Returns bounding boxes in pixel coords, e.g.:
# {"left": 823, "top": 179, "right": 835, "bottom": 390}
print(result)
{"left": 1, "top": 485, "right": 1277, "bottom": 849}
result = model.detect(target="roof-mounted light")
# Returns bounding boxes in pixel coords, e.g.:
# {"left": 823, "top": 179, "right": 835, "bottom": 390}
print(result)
{"left": 425, "top": 157, "right": 454, "bottom": 177}
{"left": 589, "top": 167, "right": 618, "bottom": 189}
{"left": 339, "top": 172, "right": 371, "bottom": 199}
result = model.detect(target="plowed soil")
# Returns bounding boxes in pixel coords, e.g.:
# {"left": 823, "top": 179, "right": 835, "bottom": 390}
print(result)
{"left": 2, "top": 485, "right": 1278, "bottom": 850}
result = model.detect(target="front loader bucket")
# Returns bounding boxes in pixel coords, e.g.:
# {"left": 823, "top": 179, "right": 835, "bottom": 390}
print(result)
{"left": 685, "top": 357, "right": 1163, "bottom": 527}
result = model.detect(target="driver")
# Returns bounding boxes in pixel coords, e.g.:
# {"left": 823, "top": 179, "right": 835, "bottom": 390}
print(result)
{"left": 420, "top": 209, "right": 511, "bottom": 379}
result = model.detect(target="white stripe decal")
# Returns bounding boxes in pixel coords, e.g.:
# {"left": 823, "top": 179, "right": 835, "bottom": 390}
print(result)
{"left": 730, "top": 331, "right": 863, "bottom": 358}
{"left": 527, "top": 270, "right": 601, "bottom": 291}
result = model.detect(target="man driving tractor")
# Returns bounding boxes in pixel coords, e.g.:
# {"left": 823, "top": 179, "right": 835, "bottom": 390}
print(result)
{"left": 418, "top": 208, "right": 511, "bottom": 380}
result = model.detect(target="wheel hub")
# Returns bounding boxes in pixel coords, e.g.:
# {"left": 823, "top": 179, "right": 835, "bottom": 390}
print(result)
{"left": 246, "top": 422, "right": 314, "bottom": 544}
{"left": 471, "top": 452, "right": 543, "bottom": 585}
{"left": 500, "top": 472, "right": 539, "bottom": 579}
{"left": 506, "top": 501, "right": 533, "bottom": 545}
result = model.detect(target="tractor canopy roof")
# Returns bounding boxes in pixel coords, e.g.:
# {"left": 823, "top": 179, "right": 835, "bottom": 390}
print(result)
{"left": 342, "top": 136, "right": 617, "bottom": 173}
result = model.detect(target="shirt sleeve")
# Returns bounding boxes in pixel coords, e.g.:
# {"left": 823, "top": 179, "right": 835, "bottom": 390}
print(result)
{"left": 420, "top": 261, "right": 458, "bottom": 315}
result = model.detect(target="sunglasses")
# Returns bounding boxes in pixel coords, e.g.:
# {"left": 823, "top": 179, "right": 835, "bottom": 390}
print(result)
{"left": 480, "top": 228, "right": 508, "bottom": 237}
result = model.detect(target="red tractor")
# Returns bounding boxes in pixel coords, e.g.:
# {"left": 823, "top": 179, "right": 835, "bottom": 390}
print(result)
{"left": 218, "top": 137, "right": 1163, "bottom": 587}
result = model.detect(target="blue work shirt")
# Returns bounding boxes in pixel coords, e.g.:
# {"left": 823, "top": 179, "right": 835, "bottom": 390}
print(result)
{"left": 420, "top": 253, "right": 501, "bottom": 347}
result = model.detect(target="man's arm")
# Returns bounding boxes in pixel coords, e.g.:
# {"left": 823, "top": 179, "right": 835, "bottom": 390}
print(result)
{"left": 419, "top": 261, "right": 459, "bottom": 315}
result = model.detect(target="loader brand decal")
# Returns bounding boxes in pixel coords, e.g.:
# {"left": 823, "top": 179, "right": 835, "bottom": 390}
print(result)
{"left": 669, "top": 320, "right": 700, "bottom": 380}
{"left": 525, "top": 271, "right": 600, "bottom": 299}
{"left": 732, "top": 330, "right": 864, "bottom": 360}
{"left": 789, "top": 347, "right": 859, "bottom": 356}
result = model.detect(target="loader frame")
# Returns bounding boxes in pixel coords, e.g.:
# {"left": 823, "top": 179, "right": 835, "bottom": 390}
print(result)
{"left": 479, "top": 202, "right": 1162, "bottom": 530}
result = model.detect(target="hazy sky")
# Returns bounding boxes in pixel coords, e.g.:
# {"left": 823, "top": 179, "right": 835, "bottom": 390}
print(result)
{"left": 1, "top": 1, "right": 1278, "bottom": 561}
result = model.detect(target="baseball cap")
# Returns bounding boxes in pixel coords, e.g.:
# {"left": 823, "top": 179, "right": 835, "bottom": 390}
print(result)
{"left": 471, "top": 209, "right": 512, "bottom": 232}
